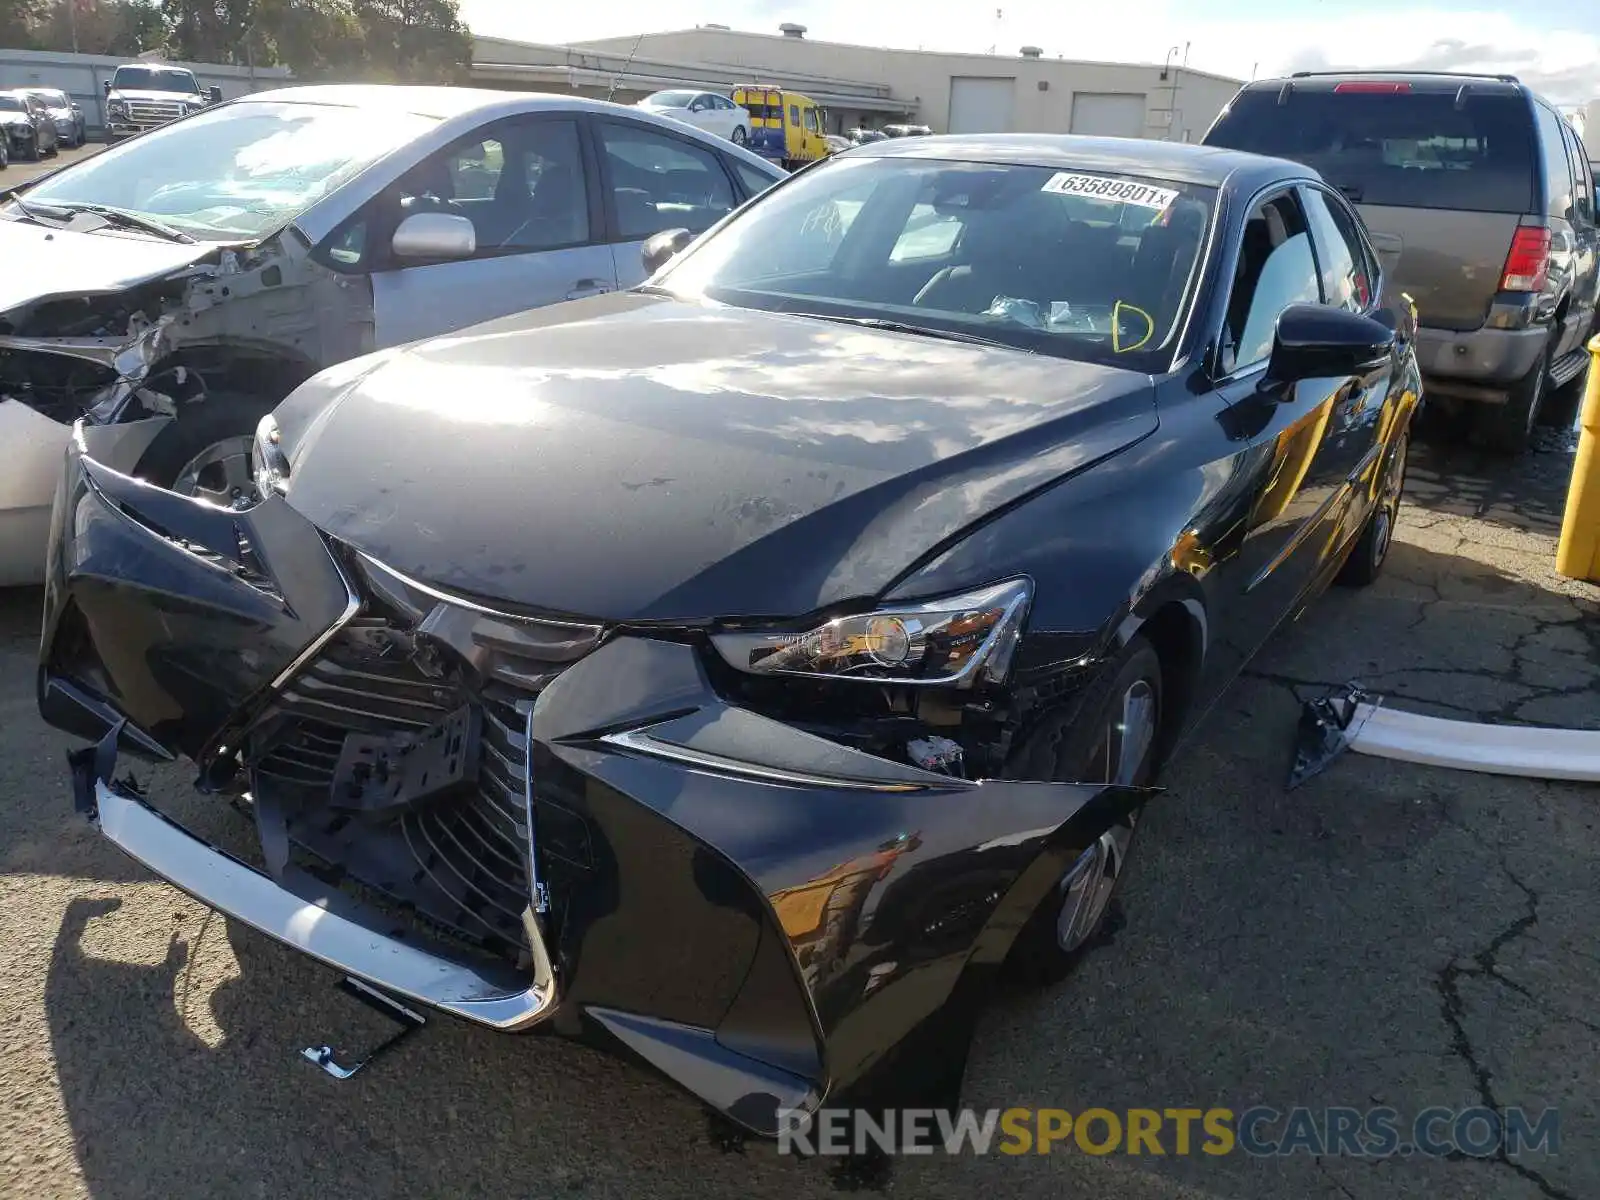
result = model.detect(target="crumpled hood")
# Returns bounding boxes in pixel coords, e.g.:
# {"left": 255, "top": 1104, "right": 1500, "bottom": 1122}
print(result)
{"left": 0, "top": 219, "right": 216, "bottom": 317}
{"left": 282, "top": 293, "right": 1158, "bottom": 622}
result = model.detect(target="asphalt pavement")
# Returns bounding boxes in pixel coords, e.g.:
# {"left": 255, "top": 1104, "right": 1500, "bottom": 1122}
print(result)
{"left": 3, "top": 141, "right": 101, "bottom": 185}
{"left": 1, "top": 414, "right": 1597, "bottom": 1199}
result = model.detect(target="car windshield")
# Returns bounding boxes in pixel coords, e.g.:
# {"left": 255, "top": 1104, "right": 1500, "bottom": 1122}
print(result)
{"left": 657, "top": 155, "right": 1216, "bottom": 370}
{"left": 646, "top": 91, "right": 698, "bottom": 107}
{"left": 112, "top": 67, "right": 201, "bottom": 94}
{"left": 17, "top": 101, "right": 437, "bottom": 241}
{"left": 29, "top": 90, "right": 66, "bottom": 106}
{"left": 0, "top": 96, "right": 24, "bottom": 112}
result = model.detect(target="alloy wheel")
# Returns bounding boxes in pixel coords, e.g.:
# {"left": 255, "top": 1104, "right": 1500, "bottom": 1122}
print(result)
{"left": 172, "top": 435, "right": 257, "bottom": 508}
{"left": 1054, "top": 678, "right": 1157, "bottom": 952}
{"left": 1369, "top": 434, "right": 1409, "bottom": 572}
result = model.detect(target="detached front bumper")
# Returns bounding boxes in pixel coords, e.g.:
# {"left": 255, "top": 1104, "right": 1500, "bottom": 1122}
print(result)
{"left": 44, "top": 429, "right": 1149, "bottom": 1135}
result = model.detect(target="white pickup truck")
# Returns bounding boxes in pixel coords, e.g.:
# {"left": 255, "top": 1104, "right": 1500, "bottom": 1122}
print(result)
{"left": 103, "top": 63, "right": 221, "bottom": 142}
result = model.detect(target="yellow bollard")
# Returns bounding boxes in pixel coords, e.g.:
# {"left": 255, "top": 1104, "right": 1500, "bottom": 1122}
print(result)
{"left": 1556, "top": 335, "right": 1600, "bottom": 582}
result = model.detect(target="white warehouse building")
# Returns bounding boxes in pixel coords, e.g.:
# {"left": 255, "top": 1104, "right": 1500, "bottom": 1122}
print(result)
{"left": 470, "top": 24, "right": 1244, "bottom": 142}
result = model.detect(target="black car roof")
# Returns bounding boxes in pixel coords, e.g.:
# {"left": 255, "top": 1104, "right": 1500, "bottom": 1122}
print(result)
{"left": 849, "top": 133, "right": 1316, "bottom": 191}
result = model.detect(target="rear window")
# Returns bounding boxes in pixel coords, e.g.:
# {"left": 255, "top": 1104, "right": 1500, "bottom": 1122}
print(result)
{"left": 1205, "top": 89, "right": 1536, "bottom": 214}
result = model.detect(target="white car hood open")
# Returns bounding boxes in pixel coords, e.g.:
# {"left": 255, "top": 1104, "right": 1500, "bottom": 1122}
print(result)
{"left": 0, "top": 219, "right": 216, "bottom": 315}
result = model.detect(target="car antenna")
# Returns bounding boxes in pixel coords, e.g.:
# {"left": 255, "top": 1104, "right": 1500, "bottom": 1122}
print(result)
{"left": 607, "top": 33, "right": 645, "bottom": 103}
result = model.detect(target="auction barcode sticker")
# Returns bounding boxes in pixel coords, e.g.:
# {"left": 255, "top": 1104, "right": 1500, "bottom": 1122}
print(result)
{"left": 1040, "top": 172, "right": 1178, "bottom": 209}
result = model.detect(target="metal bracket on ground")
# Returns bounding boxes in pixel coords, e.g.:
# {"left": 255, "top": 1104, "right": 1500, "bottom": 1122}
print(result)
{"left": 301, "top": 976, "right": 427, "bottom": 1080}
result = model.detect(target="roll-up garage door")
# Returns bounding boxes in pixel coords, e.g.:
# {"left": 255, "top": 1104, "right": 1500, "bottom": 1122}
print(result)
{"left": 1069, "top": 92, "right": 1148, "bottom": 138}
{"left": 948, "top": 77, "right": 1015, "bottom": 133}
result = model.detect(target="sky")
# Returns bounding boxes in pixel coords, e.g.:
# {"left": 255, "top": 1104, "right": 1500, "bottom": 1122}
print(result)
{"left": 456, "top": 0, "right": 1600, "bottom": 107}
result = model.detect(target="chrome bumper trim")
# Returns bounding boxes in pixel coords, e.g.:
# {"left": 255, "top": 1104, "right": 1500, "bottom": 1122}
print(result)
{"left": 93, "top": 781, "right": 556, "bottom": 1031}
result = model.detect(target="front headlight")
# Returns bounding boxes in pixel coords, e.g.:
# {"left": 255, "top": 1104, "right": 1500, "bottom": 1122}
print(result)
{"left": 711, "top": 578, "right": 1032, "bottom": 688}
{"left": 107, "top": 99, "right": 128, "bottom": 118}
{"left": 252, "top": 413, "right": 290, "bottom": 497}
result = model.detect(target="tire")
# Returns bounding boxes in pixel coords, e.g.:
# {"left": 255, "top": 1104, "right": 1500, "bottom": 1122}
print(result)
{"left": 731, "top": 125, "right": 747, "bottom": 145}
{"left": 0, "top": 140, "right": 8, "bottom": 169}
{"left": 1004, "top": 635, "right": 1164, "bottom": 984}
{"left": 1470, "top": 343, "right": 1549, "bottom": 454}
{"left": 132, "top": 392, "right": 279, "bottom": 506}
{"left": 1338, "top": 430, "right": 1409, "bottom": 587}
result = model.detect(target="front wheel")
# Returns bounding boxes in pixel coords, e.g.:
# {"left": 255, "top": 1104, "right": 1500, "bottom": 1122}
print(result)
{"left": 1338, "top": 430, "right": 1408, "bottom": 587}
{"left": 132, "top": 392, "right": 279, "bottom": 506}
{"left": 731, "top": 125, "right": 747, "bottom": 145}
{"left": 1004, "top": 635, "right": 1163, "bottom": 983}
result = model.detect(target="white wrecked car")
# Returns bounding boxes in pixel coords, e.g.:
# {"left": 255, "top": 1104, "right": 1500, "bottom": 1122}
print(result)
{"left": 0, "top": 84, "right": 783, "bottom": 584}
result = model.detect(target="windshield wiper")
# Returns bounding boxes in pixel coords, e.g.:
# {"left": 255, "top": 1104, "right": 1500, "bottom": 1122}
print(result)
{"left": 47, "top": 202, "right": 196, "bottom": 243}
{"left": 794, "top": 313, "right": 1029, "bottom": 352}
{"left": 1, "top": 192, "right": 63, "bottom": 228}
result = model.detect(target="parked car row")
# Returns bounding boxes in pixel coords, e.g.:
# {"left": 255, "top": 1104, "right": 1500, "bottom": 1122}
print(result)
{"left": 1204, "top": 70, "right": 1599, "bottom": 452}
{"left": 0, "top": 63, "right": 221, "bottom": 166}
{"left": 0, "top": 90, "right": 63, "bottom": 166}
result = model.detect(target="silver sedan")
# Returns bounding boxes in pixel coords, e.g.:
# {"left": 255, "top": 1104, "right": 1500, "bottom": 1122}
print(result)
{"left": 0, "top": 86, "right": 785, "bottom": 584}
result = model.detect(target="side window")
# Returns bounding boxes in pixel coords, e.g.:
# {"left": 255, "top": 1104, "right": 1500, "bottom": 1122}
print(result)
{"left": 804, "top": 108, "right": 819, "bottom": 134}
{"left": 392, "top": 118, "right": 589, "bottom": 260}
{"left": 730, "top": 158, "right": 778, "bottom": 199}
{"left": 1301, "top": 188, "right": 1374, "bottom": 311}
{"left": 790, "top": 104, "right": 800, "bottom": 126}
{"left": 448, "top": 138, "right": 502, "bottom": 201}
{"left": 1223, "top": 194, "right": 1320, "bottom": 374}
{"left": 1535, "top": 104, "right": 1575, "bottom": 221}
{"left": 599, "top": 121, "right": 736, "bottom": 238}
{"left": 1562, "top": 123, "right": 1593, "bottom": 224}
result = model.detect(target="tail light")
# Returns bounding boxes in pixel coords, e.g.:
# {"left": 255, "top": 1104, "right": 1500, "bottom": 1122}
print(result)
{"left": 1499, "top": 227, "right": 1551, "bottom": 293}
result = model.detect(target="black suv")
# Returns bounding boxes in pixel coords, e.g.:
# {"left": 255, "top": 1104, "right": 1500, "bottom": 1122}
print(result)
{"left": 1203, "top": 71, "right": 1599, "bottom": 451}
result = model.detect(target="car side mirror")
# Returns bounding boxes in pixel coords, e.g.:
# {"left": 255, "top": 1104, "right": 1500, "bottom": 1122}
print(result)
{"left": 102, "top": 80, "right": 111, "bottom": 95}
{"left": 642, "top": 227, "right": 694, "bottom": 275}
{"left": 207, "top": 85, "right": 223, "bottom": 104}
{"left": 1265, "top": 303, "right": 1395, "bottom": 385}
{"left": 392, "top": 212, "right": 476, "bottom": 260}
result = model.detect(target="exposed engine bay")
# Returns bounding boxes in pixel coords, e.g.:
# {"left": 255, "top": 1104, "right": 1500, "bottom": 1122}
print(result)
{"left": 0, "top": 230, "right": 370, "bottom": 429}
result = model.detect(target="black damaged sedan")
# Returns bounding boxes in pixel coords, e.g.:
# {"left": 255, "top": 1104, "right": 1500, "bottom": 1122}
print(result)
{"left": 41, "top": 136, "right": 1420, "bottom": 1134}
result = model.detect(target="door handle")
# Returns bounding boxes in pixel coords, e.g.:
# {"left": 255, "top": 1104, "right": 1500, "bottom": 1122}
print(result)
{"left": 566, "top": 279, "right": 613, "bottom": 300}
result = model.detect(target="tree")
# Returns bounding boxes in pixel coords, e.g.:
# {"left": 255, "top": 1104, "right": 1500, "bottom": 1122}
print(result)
{"left": 0, "top": 0, "right": 50, "bottom": 47}
{"left": 350, "top": 0, "right": 470, "bottom": 83}
{"left": 37, "top": 0, "right": 164, "bottom": 55}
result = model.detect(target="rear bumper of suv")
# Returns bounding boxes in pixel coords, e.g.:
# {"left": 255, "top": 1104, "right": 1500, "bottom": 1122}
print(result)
{"left": 1414, "top": 323, "right": 1547, "bottom": 397}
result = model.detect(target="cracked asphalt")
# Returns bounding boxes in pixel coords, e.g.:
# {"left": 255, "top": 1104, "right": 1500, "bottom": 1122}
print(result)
{"left": 1, "top": 412, "right": 1597, "bottom": 1198}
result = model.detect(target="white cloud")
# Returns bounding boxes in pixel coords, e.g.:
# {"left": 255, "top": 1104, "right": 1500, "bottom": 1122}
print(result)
{"left": 459, "top": 0, "right": 1600, "bottom": 104}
